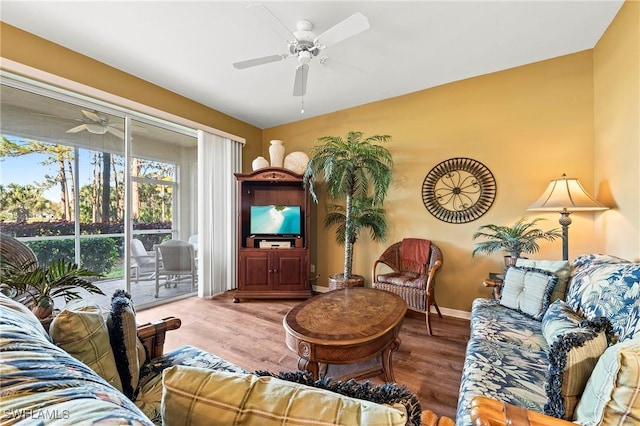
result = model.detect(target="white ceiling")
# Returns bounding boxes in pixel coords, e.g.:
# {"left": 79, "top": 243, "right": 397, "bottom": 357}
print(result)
{"left": 1, "top": 1, "right": 624, "bottom": 129}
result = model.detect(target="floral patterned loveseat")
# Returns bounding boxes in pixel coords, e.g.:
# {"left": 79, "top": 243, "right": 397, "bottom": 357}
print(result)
{"left": 456, "top": 254, "right": 640, "bottom": 426}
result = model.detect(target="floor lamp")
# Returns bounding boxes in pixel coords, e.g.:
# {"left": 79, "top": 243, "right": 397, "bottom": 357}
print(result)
{"left": 527, "top": 174, "right": 608, "bottom": 261}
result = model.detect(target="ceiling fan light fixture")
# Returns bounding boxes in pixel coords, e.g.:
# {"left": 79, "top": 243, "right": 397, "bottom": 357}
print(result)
{"left": 298, "top": 50, "right": 312, "bottom": 64}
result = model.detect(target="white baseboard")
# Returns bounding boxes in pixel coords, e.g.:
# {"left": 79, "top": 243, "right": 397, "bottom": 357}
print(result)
{"left": 312, "top": 285, "right": 471, "bottom": 320}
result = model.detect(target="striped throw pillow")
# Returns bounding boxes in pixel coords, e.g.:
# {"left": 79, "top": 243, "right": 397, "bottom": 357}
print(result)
{"left": 574, "top": 338, "right": 640, "bottom": 425}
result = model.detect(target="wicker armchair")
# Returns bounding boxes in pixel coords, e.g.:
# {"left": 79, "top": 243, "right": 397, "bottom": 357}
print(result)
{"left": 0, "top": 233, "right": 39, "bottom": 307}
{"left": 372, "top": 239, "right": 443, "bottom": 335}
{"left": 0, "top": 233, "right": 38, "bottom": 270}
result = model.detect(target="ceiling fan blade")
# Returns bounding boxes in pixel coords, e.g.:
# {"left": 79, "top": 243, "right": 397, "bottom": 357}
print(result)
{"left": 315, "top": 12, "right": 370, "bottom": 49}
{"left": 66, "top": 124, "right": 87, "bottom": 134}
{"left": 81, "top": 109, "right": 101, "bottom": 122}
{"left": 106, "top": 126, "right": 125, "bottom": 139}
{"left": 233, "top": 54, "right": 287, "bottom": 70}
{"left": 319, "top": 57, "right": 367, "bottom": 74}
{"left": 293, "top": 64, "right": 309, "bottom": 97}
{"left": 249, "top": 3, "right": 297, "bottom": 42}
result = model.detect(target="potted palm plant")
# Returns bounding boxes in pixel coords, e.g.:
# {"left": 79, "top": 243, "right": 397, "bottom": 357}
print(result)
{"left": 472, "top": 217, "right": 563, "bottom": 265}
{"left": 303, "top": 131, "right": 393, "bottom": 289}
{"left": 0, "top": 258, "right": 104, "bottom": 320}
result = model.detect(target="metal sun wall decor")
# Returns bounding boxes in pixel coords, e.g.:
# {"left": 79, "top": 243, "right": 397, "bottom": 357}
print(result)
{"left": 422, "top": 157, "right": 496, "bottom": 224}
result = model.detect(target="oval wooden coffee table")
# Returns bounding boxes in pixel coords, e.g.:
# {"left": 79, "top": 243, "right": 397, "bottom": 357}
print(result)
{"left": 283, "top": 287, "right": 407, "bottom": 381}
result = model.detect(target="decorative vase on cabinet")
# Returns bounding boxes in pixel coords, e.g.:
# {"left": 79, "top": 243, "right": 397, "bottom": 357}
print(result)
{"left": 269, "top": 140, "right": 285, "bottom": 168}
{"left": 252, "top": 156, "right": 269, "bottom": 171}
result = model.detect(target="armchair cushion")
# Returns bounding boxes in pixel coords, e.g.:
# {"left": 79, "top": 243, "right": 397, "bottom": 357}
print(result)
{"left": 107, "top": 289, "right": 147, "bottom": 400}
{"left": 161, "top": 366, "right": 408, "bottom": 426}
{"left": 500, "top": 266, "right": 558, "bottom": 321}
{"left": 401, "top": 238, "right": 431, "bottom": 274}
{"left": 376, "top": 271, "right": 428, "bottom": 289}
{"left": 574, "top": 337, "right": 640, "bottom": 425}
{"left": 49, "top": 299, "right": 123, "bottom": 392}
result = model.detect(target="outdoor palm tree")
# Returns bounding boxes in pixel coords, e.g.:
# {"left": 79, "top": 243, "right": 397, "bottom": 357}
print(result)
{"left": 303, "top": 131, "right": 393, "bottom": 284}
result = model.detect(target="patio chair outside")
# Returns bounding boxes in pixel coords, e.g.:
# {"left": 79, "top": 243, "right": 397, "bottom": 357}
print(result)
{"left": 153, "top": 240, "right": 196, "bottom": 298}
{"left": 130, "top": 239, "right": 157, "bottom": 282}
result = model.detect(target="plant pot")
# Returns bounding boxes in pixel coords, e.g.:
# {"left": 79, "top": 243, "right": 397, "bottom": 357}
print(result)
{"left": 504, "top": 256, "right": 519, "bottom": 267}
{"left": 328, "top": 274, "right": 365, "bottom": 290}
{"left": 32, "top": 298, "right": 54, "bottom": 320}
{"left": 39, "top": 309, "right": 61, "bottom": 332}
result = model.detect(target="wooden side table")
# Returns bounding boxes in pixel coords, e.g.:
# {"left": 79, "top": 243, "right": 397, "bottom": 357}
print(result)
{"left": 483, "top": 272, "right": 504, "bottom": 300}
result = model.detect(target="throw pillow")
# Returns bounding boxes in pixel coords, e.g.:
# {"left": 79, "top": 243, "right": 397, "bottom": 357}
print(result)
{"left": 107, "top": 289, "right": 147, "bottom": 400}
{"left": 161, "top": 366, "right": 408, "bottom": 426}
{"left": 50, "top": 298, "right": 123, "bottom": 392}
{"left": 515, "top": 259, "right": 570, "bottom": 302}
{"left": 544, "top": 316, "right": 612, "bottom": 420}
{"left": 574, "top": 338, "right": 640, "bottom": 425}
{"left": 542, "top": 299, "right": 585, "bottom": 345}
{"left": 499, "top": 266, "right": 558, "bottom": 320}
{"left": 255, "top": 370, "right": 422, "bottom": 426}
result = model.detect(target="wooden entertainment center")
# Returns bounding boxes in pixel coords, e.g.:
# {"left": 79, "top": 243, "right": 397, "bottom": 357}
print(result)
{"left": 234, "top": 167, "right": 312, "bottom": 302}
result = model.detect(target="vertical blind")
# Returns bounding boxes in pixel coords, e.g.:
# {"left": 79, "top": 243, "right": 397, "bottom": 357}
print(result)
{"left": 197, "top": 130, "right": 242, "bottom": 297}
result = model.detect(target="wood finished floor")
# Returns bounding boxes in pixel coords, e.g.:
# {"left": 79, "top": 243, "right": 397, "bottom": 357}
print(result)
{"left": 136, "top": 291, "right": 470, "bottom": 420}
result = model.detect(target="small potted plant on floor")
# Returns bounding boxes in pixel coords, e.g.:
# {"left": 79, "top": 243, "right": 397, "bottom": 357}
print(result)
{"left": 472, "top": 217, "right": 563, "bottom": 265}
{"left": 0, "top": 258, "right": 104, "bottom": 321}
{"left": 303, "top": 131, "right": 393, "bottom": 289}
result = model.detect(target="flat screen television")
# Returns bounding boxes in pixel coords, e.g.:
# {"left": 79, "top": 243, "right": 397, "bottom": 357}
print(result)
{"left": 250, "top": 205, "right": 302, "bottom": 236}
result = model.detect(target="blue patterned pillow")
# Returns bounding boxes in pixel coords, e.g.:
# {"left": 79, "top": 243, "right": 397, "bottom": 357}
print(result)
{"left": 566, "top": 262, "right": 640, "bottom": 343}
{"left": 500, "top": 266, "right": 558, "bottom": 321}
{"left": 542, "top": 299, "right": 584, "bottom": 345}
{"left": 571, "top": 254, "right": 630, "bottom": 271}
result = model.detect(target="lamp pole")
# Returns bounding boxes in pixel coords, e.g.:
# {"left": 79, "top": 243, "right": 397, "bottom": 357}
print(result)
{"left": 558, "top": 208, "right": 572, "bottom": 261}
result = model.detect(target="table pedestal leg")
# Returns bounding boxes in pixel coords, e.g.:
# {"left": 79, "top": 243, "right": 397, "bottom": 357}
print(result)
{"left": 297, "top": 357, "right": 320, "bottom": 380}
{"left": 381, "top": 336, "right": 401, "bottom": 382}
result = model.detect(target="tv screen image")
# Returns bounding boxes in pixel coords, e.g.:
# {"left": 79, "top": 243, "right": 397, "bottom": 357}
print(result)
{"left": 250, "top": 205, "right": 302, "bottom": 236}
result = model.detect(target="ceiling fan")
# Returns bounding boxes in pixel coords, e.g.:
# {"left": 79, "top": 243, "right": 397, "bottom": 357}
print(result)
{"left": 233, "top": 4, "right": 370, "bottom": 97}
{"left": 66, "top": 109, "right": 125, "bottom": 139}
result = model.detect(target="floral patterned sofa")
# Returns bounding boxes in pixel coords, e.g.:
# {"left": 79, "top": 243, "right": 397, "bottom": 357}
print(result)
{"left": 456, "top": 254, "right": 640, "bottom": 426}
{"left": 0, "top": 289, "right": 444, "bottom": 426}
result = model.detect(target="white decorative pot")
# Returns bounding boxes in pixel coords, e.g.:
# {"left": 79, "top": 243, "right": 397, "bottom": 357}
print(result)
{"left": 252, "top": 156, "right": 269, "bottom": 171}
{"left": 284, "top": 151, "right": 310, "bottom": 174}
{"left": 269, "top": 140, "right": 285, "bottom": 168}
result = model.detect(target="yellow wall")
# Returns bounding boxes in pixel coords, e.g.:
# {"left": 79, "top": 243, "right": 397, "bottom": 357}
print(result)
{"left": 265, "top": 51, "right": 598, "bottom": 311}
{"left": 593, "top": 0, "right": 640, "bottom": 261}
{"left": 0, "top": 23, "right": 263, "bottom": 169}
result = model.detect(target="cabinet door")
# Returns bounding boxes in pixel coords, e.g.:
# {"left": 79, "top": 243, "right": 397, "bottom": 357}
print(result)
{"left": 239, "top": 251, "right": 270, "bottom": 292}
{"left": 272, "top": 250, "right": 308, "bottom": 291}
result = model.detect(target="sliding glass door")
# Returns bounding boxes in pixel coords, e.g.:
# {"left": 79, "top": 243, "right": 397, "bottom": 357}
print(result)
{"left": 0, "top": 77, "right": 198, "bottom": 308}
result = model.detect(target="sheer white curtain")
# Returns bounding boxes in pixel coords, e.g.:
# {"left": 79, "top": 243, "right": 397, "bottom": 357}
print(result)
{"left": 197, "top": 130, "right": 242, "bottom": 297}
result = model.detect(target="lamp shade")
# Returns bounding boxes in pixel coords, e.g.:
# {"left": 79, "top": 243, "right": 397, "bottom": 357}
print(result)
{"left": 527, "top": 174, "right": 608, "bottom": 212}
